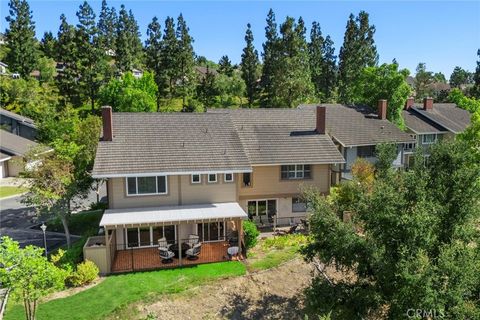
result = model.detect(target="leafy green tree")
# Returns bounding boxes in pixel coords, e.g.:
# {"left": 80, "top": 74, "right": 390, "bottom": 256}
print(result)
{"left": 302, "top": 138, "right": 480, "bottom": 319}
{"left": 176, "top": 14, "right": 196, "bottom": 109}
{"left": 448, "top": 88, "right": 480, "bottom": 113}
{"left": 40, "top": 31, "right": 57, "bottom": 59}
{"left": 4, "top": 0, "right": 38, "bottom": 77}
{"left": 433, "top": 71, "right": 447, "bottom": 83}
{"left": 145, "top": 16, "right": 164, "bottom": 111}
{"left": 449, "top": 66, "right": 470, "bottom": 88}
{"left": 338, "top": 11, "right": 377, "bottom": 103}
{"left": 97, "top": 0, "right": 117, "bottom": 52}
{"left": 99, "top": 72, "right": 158, "bottom": 112}
{"left": 472, "top": 49, "right": 480, "bottom": 98}
{"left": 36, "top": 56, "right": 57, "bottom": 83}
{"left": 260, "top": 9, "right": 280, "bottom": 107}
{"left": 218, "top": 55, "right": 234, "bottom": 76}
{"left": 320, "top": 36, "right": 337, "bottom": 102}
{"left": 240, "top": 23, "right": 259, "bottom": 107}
{"left": 216, "top": 71, "right": 245, "bottom": 107}
{"left": 352, "top": 63, "right": 411, "bottom": 127}
{"left": 414, "top": 62, "right": 434, "bottom": 100}
{"left": 0, "top": 237, "right": 65, "bottom": 320}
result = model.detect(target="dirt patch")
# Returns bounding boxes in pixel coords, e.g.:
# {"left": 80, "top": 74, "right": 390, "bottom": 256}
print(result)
{"left": 43, "top": 277, "right": 105, "bottom": 302}
{"left": 131, "top": 258, "right": 314, "bottom": 320}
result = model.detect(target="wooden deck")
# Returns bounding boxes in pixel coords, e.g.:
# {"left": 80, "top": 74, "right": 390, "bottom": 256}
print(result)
{"left": 111, "top": 241, "right": 241, "bottom": 273}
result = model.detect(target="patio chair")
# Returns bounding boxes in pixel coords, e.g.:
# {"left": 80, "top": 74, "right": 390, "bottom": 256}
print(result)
{"left": 227, "top": 246, "right": 239, "bottom": 260}
{"left": 186, "top": 243, "right": 202, "bottom": 260}
{"left": 158, "top": 247, "right": 175, "bottom": 263}
{"left": 187, "top": 234, "right": 199, "bottom": 248}
{"left": 158, "top": 237, "right": 171, "bottom": 250}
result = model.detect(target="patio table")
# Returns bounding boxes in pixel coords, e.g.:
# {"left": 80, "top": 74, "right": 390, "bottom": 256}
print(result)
{"left": 170, "top": 243, "right": 191, "bottom": 258}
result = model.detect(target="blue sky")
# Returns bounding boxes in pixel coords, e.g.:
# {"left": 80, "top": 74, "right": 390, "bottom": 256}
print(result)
{"left": 1, "top": 1, "right": 479, "bottom": 77}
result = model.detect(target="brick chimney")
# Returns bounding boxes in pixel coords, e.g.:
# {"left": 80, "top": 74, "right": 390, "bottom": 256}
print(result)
{"left": 316, "top": 106, "right": 326, "bottom": 134}
{"left": 423, "top": 97, "right": 433, "bottom": 110}
{"left": 101, "top": 106, "right": 113, "bottom": 141}
{"left": 405, "top": 97, "right": 415, "bottom": 110}
{"left": 378, "top": 99, "right": 387, "bottom": 120}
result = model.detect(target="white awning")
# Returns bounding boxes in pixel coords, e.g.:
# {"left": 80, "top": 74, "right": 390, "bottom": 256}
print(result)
{"left": 99, "top": 202, "right": 248, "bottom": 227}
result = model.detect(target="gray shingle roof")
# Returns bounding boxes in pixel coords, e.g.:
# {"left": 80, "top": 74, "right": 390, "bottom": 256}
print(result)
{"left": 402, "top": 109, "right": 447, "bottom": 134}
{"left": 299, "top": 104, "right": 415, "bottom": 146}
{"left": 410, "top": 104, "right": 471, "bottom": 134}
{"left": 0, "top": 130, "right": 39, "bottom": 156}
{"left": 0, "top": 108, "right": 36, "bottom": 128}
{"left": 92, "top": 113, "right": 252, "bottom": 177}
{"left": 225, "top": 109, "right": 345, "bottom": 165}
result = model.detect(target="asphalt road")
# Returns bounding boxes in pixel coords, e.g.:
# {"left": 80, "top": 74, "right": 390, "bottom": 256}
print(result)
{"left": 0, "top": 184, "right": 106, "bottom": 250}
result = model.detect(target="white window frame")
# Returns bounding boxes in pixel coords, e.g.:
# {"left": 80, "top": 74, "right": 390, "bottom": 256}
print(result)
{"left": 196, "top": 222, "right": 226, "bottom": 243}
{"left": 422, "top": 134, "right": 437, "bottom": 145}
{"left": 224, "top": 173, "right": 234, "bottom": 183}
{"left": 247, "top": 199, "right": 277, "bottom": 217}
{"left": 207, "top": 173, "right": 217, "bottom": 183}
{"left": 191, "top": 174, "right": 201, "bottom": 184}
{"left": 126, "top": 176, "right": 168, "bottom": 196}
{"left": 281, "top": 164, "right": 311, "bottom": 180}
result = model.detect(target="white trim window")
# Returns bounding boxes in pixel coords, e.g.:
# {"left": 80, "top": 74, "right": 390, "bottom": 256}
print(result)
{"left": 422, "top": 134, "right": 437, "bottom": 145}
{"left": 281, "top": 165, "right": 311, "bottom": 180}
{"left": 208, "top": 173, "right": 217, "bottom": 183}
{"left": 292, "top": 197, "right": 307, "bottom": 212}
{"left": 191, "top": 174, "right": 201, "bottom": 184}
{"left": 126, "top": 176, "right": 167, "bottom": 196}
{"left": 224, "top": 173, "right": 234, "bottom": 183}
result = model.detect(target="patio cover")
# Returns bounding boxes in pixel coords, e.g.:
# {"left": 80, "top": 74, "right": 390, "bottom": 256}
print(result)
{"left": 99, "top": 202, "right": 248, "bottom": 227}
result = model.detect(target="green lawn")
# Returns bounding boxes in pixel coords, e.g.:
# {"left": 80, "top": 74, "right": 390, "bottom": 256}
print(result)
{"left": 0, "top": 186, "right": 26, "bottom": 198}
{"left": 5, "top": 261, "right": 246, "bottom": 320}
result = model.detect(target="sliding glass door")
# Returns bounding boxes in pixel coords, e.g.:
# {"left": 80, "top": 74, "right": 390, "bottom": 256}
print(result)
{"left": 126, "top": 225, "right": 177, "bottom": 248}
{"left": 197, "top": 222, "right": 225, "bottom": 242}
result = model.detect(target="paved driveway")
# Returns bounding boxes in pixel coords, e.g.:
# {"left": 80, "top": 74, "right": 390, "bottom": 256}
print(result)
{"left": 0, "top": 183, "right": 106, "bottom": 250}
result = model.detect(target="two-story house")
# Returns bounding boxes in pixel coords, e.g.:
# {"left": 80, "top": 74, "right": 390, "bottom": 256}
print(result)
{"left": 85, "top": 106, "right": 344, "bottom": 274}
{"left": 299, "top": 100, "right": 416, "bottom": 181}
{"left": 402, "top": 97, "right": 471, "bottom": 165}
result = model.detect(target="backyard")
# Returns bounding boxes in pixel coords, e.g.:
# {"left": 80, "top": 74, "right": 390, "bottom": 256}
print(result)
{"left": 4, "top": 234, "right": 310, "bottom": 320}
{"left": 0, "top": 186, "right": 26, "bottom": 199}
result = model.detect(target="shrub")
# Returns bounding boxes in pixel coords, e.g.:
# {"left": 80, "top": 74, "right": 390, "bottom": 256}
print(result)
{"left": 261, "top": 234, "right": 309, "bottom": 250}
{"left": 243, "top": 220, "right": 260, "bottom": 249}
{"left": 69, "top": 260, "right": 99, "bottom": 287}
{"left": 89, "top": 201, "right": 107, "bottom": 211}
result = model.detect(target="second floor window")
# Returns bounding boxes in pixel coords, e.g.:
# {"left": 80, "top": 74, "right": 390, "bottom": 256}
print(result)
{"left": 281, "top": 165, "right": 311, "bottom": 180}
{"left": 208, "top": 173, "right": 217, "bottom": 183}
{"left": 357, "top": 145, "right": 375, "bottom": 158}
{"left": 127, "top": 176, "right": 167, "bottom": 195}
{"left": 191, "top": 174, "right": 201, "bottom": 184}
{"left": 224, "top": 173, "right": 234, "bottom": 182}
{"left": 422, "top": 134, "right": 437, "bottom": 145}
{"left": 242, "top": 172, "right": 252, "bottom": 187}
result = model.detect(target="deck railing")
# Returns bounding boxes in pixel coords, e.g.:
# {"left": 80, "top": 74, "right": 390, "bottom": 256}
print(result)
{"left": 111, "top": 237, "right": 242, "bottom": 273}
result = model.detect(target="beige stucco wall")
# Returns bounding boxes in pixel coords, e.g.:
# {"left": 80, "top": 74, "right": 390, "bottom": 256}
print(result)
{"left": 108, "top": 174, "right": 239, "bottom": 210}
{"left": 7, "top": 156, "right": 24, "bottom": 177}
{"left": 238, "top": 164, "right": 330, "bottom": 199}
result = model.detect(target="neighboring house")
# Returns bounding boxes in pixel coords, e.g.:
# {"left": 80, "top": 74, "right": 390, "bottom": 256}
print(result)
{"left": 0, "top": 108, "right": 37, "bottom": 140}
{"left": 0, "top": 61, "right": 7, "bottom": 75}
{"left": 299, "top": 101, "right": 416, "bottom": 181}
{"left": 84, "top": 106, "right": 344, "bottom": 274}
{"left": 402, "top": 97, "right": 471, "bottom": 165}
{"left": 131, "top": 68, "right": 143, "bottom": 79}
{"left": 0, "top": 130, "right": 50, "bottom": 179}
{"left": 195, "top": 66, "right": 218, "bottom": 79}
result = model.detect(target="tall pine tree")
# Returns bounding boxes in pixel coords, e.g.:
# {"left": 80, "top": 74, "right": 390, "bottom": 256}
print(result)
{"left": 309, "top": 21, "right": 325, "bottom": 100}
{"left": 260, "top": 9, "right": 280, "bottom": 107}
{"left": 274, "top": 16, "right": 314, "bottom": 107}
{"left": 97, "top": 0, "right": 117, "bottom": 52}
{"left": 321, "top": 35, "right": 337, "bottom": 101}
{"left": 40, "top": 31, "right": 57, "bottom": 59}
{"left": 176, "top": 14, "right": 196, "bottom": 109}
{"left": 161, "top": 17, "right": 179, "bottom": 99}
{"left": 218, "top": 55, "right": 234, "bottom": 76}
{"left": 56, "top": 14, "right": 81, "bottom": 106}
{"left": 115, "top": 5, "right": 142, "bottom": 72}
{"left": 240, "top": 23, "right": 259, "bottom": 107}
{"left": 76, "top": 0, "right": 107, "bottom": 113}
{"left": 5, "top": 0, "right": 38, "bottom": 77}
{"left": 338, "top": 11, "right": 377, "bottom": 104}
{"left": 145, "top": 16, "right": 164, "bottom": 111}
